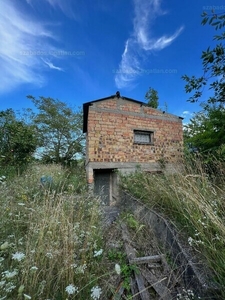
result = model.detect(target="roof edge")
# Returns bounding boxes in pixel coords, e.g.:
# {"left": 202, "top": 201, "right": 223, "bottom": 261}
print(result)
{"left": 83, "top": 93, "right": 183, "bottom": 133}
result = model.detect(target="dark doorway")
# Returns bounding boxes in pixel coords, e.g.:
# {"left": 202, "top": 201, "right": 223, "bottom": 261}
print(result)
{"left": 94, "top": 169, "right": 118, "bottom": 205}
{"left": 94, "top": 169, "right": 111, "bottom": 205}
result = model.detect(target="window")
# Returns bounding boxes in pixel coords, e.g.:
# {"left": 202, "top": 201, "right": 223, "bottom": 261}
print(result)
{"left": 134, "top": 130, "right": 154, "bottom": 144}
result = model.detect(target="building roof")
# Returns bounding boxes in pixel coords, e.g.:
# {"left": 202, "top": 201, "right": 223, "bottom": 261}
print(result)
{"left": 83, "top": 92, "right": 183, "bottom": 133}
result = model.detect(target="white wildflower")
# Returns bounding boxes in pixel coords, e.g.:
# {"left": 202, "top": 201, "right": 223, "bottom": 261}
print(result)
{"left": 65, "top": 284, "right": 78, "bottom": 295}
{"left": 46, "top": 252, "right": 53, "bottom": 259}
{"left": 12, "top": 252, "right": 26, "bottom": 261}
{"left": 75, "top": 263, "right": 87, "bottom": 274}
{"left": 115, "top": 263, "right": 121, "bottom": 275}
{"left": 30, "top": 266, "right": 38, "bottom": 271}
{"left": 3, "top": 270, "right": 18, "bottom": 278}
{"left": 91, "top": 286, "right": 102, "bottom": 300}
{"left": 187, "top": 289, "right": 194, "bottom": 297}
{"left": 93, "top": 249, "right": 103, "bottom": 257}
{"left": 70, "top": 263, "right": 77, "bottom": 269}
{"left": 188, "top": 237, "right": 194, "bottom": 246}
{"left": 194, "top": 230, "right": 200, "bottom": 236}
{"left": 18, "top": 237, "right": 24, "bottom": 245}
{"left": 5, "top": 283, "right": 16, "bottom": 292}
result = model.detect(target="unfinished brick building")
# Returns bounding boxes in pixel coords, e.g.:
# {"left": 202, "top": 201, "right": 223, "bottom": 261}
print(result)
{"left": 83, "top": 92, "right": 183, "bottom": 205}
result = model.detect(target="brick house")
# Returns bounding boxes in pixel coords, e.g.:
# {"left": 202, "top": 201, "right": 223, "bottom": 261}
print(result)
{"left": 83, "top": 92, "right": 183, "bottom": 205}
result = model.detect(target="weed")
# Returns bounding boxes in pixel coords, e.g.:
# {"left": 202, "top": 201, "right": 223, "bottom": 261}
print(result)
{"left": 0, "top": 163, "right": 109, "bottom": 299}
{"left": 123, "top": 213, "right": 145, "bottom": 233}
{"left": 120, "top": 156, "right": 225, "bottom": 298}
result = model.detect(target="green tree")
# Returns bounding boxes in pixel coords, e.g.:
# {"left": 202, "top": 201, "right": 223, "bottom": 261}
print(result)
{"left": 182, "top": 12, "right": 225, "bottom": 158}
{"left": 184, "top": 105, "right": 225, "bottom": 156}
{"left": 145, "top": 87, "right": 159, "bottom": 108}
{"left": 182, "top": 12, "right": 225, "bottom": 105}
{"left": 27, "top": 96, "right": 85, "bottom": 165}
{"left": 0, "top": 109, "right": 38, "bottom": 168}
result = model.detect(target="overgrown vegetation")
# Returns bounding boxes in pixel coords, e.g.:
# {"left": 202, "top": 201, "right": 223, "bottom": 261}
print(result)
{"left": 120, "top": 156, "right": 225, "bottom": 298}
{"left": 0, "top": 164, "right": 112, "bottom": 299}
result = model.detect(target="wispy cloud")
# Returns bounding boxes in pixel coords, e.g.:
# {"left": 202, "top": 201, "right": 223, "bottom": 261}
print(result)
{"left": 42, "top": 59, "right": 64, "bottom": 71}
{"left": 0, "top": 0, "right": 63, "bottom": 94}
{"left": 181, "top": 110, "right": 193, "bottom": 125}
{"left": 47, "top": 0, "right": 75, "bottom": 17}
{"left": 27, "top": 0, "right": 76, "bottom": 18}
{"left": 115, "top": 0, "right": 183, "bottom": 89}
{"left": 182, "top": 110, "right": 193, "bottom": 118}
{"left": 182, "top": 110, "right": 191, "bottom": 115}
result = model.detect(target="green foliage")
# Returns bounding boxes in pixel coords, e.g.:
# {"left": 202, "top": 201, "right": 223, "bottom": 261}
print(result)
{"left": 182, "top": 11, "right": 225, "bottom": 105}
{"left": 123, "top": 213, "right": 145, "bottom": 233}
{"left": 184, "top": 106, "right": 225, "bottom": 157}
{"left": 27, "top": 95, "right": 85, "bottom": 165}
{"left": 0, "top": 109, "right": 38, "bottom": 172}
{"left": 0, "top": 164, "right": 105, "bottom": 300}
{"left": 120, "top": 263, "right": 139, "bottom": 291}
{"left": 120, "top": 162, "right": 225, "bottom": 297}
{"left": 107, "top": 248, "right": 139, "bottom": 294}
{"left": 182, "top": 12, "right": 225, "bottom": 159}
{"left": 108, "top": 249, "right": 126, "bottom": 261}
{"left": 145, "top": 87, "right": 159, "bottom": 108}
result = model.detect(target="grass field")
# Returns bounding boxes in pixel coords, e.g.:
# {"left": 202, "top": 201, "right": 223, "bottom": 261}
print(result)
{"left": 1, "top": 158, "right": 225, "bottom": 299}
{"left": 0, "top": 164, "right": 111, "bottom": 299}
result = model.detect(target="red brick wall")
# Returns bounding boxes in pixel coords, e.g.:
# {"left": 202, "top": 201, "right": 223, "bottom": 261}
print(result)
{"left": 86, "top": 98, "right": 183, "bottom": 164}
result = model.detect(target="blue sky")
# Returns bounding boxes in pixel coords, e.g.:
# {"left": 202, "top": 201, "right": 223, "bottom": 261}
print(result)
{"left": 0, "top": 0, "right": 224, "bottom": 123}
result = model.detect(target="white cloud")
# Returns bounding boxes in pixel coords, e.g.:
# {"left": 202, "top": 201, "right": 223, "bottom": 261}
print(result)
{"left": 0, "top": 0, "right": 63, "bottom": 94}
{"left": 42, "top": 59, "right": 64, "bottom": 71}
{"left": 182, "top": 110, "right": 194, "bottom": 118}
{"left": 115, "top": 0, "right": 183, "bottom": 89}
{"left": 115, "top": 39, "right": 141, "bottom": 89}
{"left": 182, "top": 110, "right": 191, "bottom": 115}
{"left": 47, "top": 0, "right": 77, "bottom": 18}
{"left": 142, "top": 27, "right": 184, "bottom": 51}
{"left": 181, "top": 110, "right": 193, "bottom": 125}
{"left": 27, "top": 0, "right": 76, "bottom": 18}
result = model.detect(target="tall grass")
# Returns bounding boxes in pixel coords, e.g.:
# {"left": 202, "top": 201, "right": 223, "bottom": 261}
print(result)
{"left": 0, "top": 163, "right": 110, "bottom": 299}
{"left": 120, "top": 157, "right": 225, "bottom": 297}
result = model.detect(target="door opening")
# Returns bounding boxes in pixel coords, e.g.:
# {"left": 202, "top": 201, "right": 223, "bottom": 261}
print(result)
{"left": 94, "top": 169, "right": 118, "bottom": 205}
